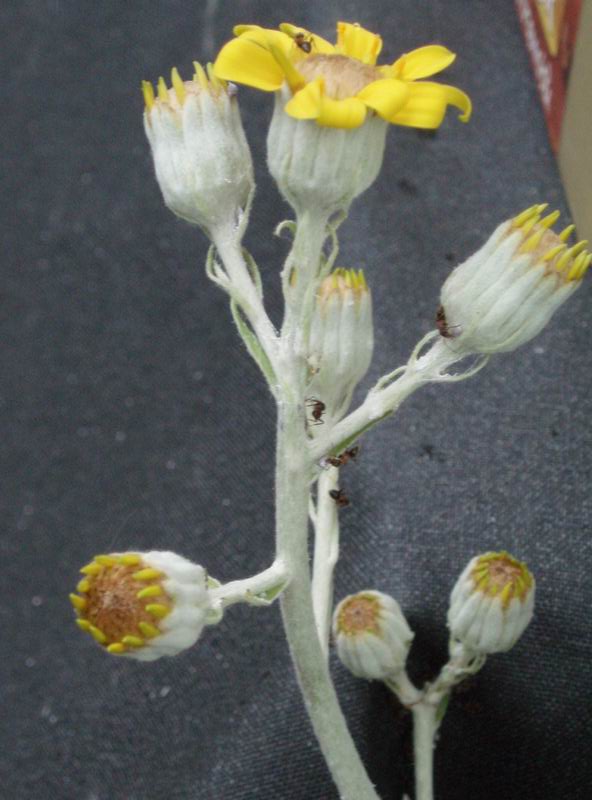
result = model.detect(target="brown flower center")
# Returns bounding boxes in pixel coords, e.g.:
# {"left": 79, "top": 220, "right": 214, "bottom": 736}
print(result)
{"left": 337, "top": 595, "right": 380, "bottom": 636}
{"left": 83, "top": 564, "right": 170, "bottom": 643}
{"left": 298, "top": 54, "right": 382, "bottom": 100}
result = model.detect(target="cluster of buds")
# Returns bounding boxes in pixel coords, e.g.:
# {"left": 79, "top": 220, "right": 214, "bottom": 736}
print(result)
{"left": 305, "top": 268, "right": 373, "bottom": 427}
{"left": 332, "top": 590, "right": 413, "bottom": 680}
{"left": 447, "top": 551, "right": 535, "bottom": 654}
{"left": 142, "top": 64, "right": 253, "bottom": 234}
{"left": 438, "top": 205, "right": 590, "bottom": 355}
{"left": 69, "top": 551, "right": 211, "bottom": 661}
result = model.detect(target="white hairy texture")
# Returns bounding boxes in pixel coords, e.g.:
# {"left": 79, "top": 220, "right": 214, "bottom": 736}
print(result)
{"left": 447, "top": 557, "right": 535, "bottom": 654}
{"left": 440, "top": 222, "right": 579, "bottom": 355}
{"left": 267, "top": 87, "right": 388, "bottom": 215}
{"left": 144, "top": 86, "right": 253, "bottom": 231}
{"left": 132, "top": 550, "right": 209, "bottom": 662}
{"left": 333, "top": 591, "right": 414, "bottom": 681}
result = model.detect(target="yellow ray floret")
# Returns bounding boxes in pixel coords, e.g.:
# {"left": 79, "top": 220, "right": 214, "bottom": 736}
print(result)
{"left": 213, "top": 20, "right": 471, "bottom": 130}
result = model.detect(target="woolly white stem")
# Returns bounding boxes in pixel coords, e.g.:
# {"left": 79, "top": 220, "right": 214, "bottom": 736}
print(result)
{"left": 311, "top": 468, "right": 340, "bottom": 659}
{"left": 211, "top": 224, "right": 282, "bottom": 378}
{"left": 412, "top": 703, "right": 438, "bottom": 800}
{"left": 209, "top": 559, "right": 290, "bottom": 611}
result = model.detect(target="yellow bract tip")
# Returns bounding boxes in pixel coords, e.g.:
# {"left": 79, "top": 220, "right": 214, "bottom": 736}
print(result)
{"left": 138, "top": 621, "right": 161, "bottom": 638}
{"left": 69, "top": 593, "right": 87, "bottom": 611}
{"left": 145, "top": 603, "right": 170, "bottom": 619}
{"left": 77, "top": 578, "right": 90, "bottom": 593}
{"left": 121, "top": 635, "right": 144, "bottom": 648}
{"left": 94, "top": 555, "right": 117, "bottom": 567}
{"left": 500, "top": 583, "right": 513, "bottom": 607}
{"left": 76, "top": 619, "right": 91, "bottom": 632}
{"left": 107, "top": 643, "right": 126, "bottom": 655}
{"left": 171, "top": 67, "right": 186, "bottom": 104}
{"left": 118, "top": 554, "right": 141, "bottom": 566}
{"left": 567, "top": 251, "right": 588, "bottom": 281}
{"left": 157, "top": 76, "right": 168, "bottom": 102}
{"left": 521, "top": 214, "right": 540, "bottom": 236}
{"left": 539, "top": 209, "right": 560, "bottom": 229}
{"left": 536, "top": 203, "right": 549, "bottom": 213}
{"left": 559, "top": 224, "right": 576, "bottom": 242}
{"left": 512, "top": 205, "right": 538, "bottom": 227}
{"left": 543, "top": 244, "right": 565, "bottom": 262}
{"left": 136, "top": 585, "right": 162, "bottom": 599}
{"left": 193, "top": 60, "right": 208, "bottom": 89}
{"left": 89, "top": 625, "right": 107, "bottom": 644}
{"left": 141, "top": 80, "right": 155, "bottom": 111}
{"left": 80, "top": 562, "right": 102, "bottom": 576}
{"left": 133, "top": 568, "right": 162, "bottom": 581}
{"left": 520, "top": 228, "right": 545, "bottom": 253}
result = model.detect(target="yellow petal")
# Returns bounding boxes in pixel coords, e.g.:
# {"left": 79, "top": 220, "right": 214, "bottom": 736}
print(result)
{"left": 389, "top": 81, "right": 472, "bottom": 128}
{"left": 336, "top": 21, "right": 382, "bottom": 65}
{"left": 357, "top": 78, "right": 410, "bottom": 120}
{"left": 233, "top": 25, "right": 294, "bottom": 58}
{"left": 265, "top": 36, "right": 305, "bottom": 92}
{"left": 391, "top": 45, "right": 456, "bottom": 80}
{"left": 279, "top": 23, "right": 335, "bottom": 55}
{"left": 284, "top": 78, "right": 323, "bottom": 120}
{"left": 213, "top": 36, "right": 285, "bottom": 91}
{"left": 317, "top": 95, "right": 367, "bottom": 129}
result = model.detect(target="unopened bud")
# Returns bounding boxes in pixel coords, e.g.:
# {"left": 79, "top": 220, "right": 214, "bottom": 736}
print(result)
{"left": 306, "top": 268, "right": 373, "bottom": 426}
{"left": 333, "top": 590, "right": 413, "bottom": 680}
{"left": 447, "top": 551, "right": 535, "bottom": 654}
{"left": 70, "top": 550, "right": 210, "bottom": 661}
{"left": 438, "top": 205, "right": 590, "bottom": 355}
{"left": 143, "top": 63, "right": 254, "bottom": 234}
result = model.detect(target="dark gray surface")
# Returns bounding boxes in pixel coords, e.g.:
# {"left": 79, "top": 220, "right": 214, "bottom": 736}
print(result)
{"left": 2, "top": 1, "right": 591, "bottom": 798}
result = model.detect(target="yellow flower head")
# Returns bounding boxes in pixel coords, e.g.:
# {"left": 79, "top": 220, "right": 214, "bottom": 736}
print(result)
{"left": 213, "top": 21, "right": 472, "bottom": 130}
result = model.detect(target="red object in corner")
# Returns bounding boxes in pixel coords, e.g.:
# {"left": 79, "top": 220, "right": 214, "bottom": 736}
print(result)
{"left": 515, "top": 0, "right": 583, "bottom": 152}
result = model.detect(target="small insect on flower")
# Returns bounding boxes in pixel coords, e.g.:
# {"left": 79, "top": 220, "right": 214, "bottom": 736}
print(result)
{"left": 306, "top": 397, "right": 326, "bottom": 425}
{"left": 294, "top": 31, "right": 313, "bottom": 53}
{"left": 326, "top": 446, "right": 359, "bottom": 468}
{"left": 435, "top": 304, "right": 462, "bottom": 339}
{"left": 329, "top": 488, "right": 350, "bottom": 508}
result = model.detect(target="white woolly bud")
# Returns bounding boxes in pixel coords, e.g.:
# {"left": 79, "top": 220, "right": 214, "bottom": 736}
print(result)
{"left": 438, "top": 205, "right": 590, "bottom": 355}
{"left": 267, "top": 87, "right": 388, "bottom": 216}
{"left": 306, "top": 268, "right": 373, "bottom": 428}
{"left": 332, "top": 590, "right": 413, "bottom": 681}
{"left": 447, "top": 551, "right": 535, "bottom": 655}
{"left": 143, "top": 64, "right": 254, "bottom": 234}
{"left": 70, "top": 550, "right": 211, "bottom": 661}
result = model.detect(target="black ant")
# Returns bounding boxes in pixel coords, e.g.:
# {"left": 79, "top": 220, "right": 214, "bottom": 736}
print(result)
{"left": 294, "top": 32, "right": 313, "bottom": 53}
{"left": 326, "top": 446, "right": 359, "bottom": 468}
{"left": 329, "top": 488, "right": 350, "bottom": 508}
{"left": 306, "top": 398, "right": 325, "bottom": 425}
{"left": 435, "top": 305, "right": 462, "bottom": 339}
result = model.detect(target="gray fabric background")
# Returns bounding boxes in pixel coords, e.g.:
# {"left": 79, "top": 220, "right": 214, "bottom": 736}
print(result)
{"left": 2, "top": 1, "right": 591, "bottom": 798}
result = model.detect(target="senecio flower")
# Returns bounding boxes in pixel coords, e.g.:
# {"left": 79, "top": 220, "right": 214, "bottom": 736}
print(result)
{"left": 70, "top": 551, "right": 210, "bottom": 661}
{"left": 333, "top": 590, "right": 413, "bottom": 680}
{"left": 447, "top": 552, "right": 535, "bottom": 654}
{"left": 142, "top": 63, "right": 253, "bottom": 233}
{"left": 214, "top": 21, "right": 471, "bottom": 130}
{"left": 438, "top": 204, "right": 591, "bottom": 355}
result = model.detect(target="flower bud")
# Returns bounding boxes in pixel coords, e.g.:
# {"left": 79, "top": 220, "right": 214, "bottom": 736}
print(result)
{"left": 333, "top": 590, "right": 413, "bottom": 680}
{"left": 305, "top": 268, "right": 373, "bottom": 426}
{"left": 70, "top": 550, "right": 210, "bottom": 661}
{"left": 142, "top": 63, "right": 254, "bottom": 234}
{"left": 447, "top": 551, "right": 535, "bottom": 654}
{"left": 438, "top": 205, "right": 590, "bottom": 355}
{"left": 267, "top": 87, "right": 388, "bottom": 216}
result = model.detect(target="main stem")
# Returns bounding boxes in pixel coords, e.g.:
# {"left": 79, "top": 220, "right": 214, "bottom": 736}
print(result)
{"left": 276, "top": 400, "right": 380, "bottom": 800}
{"left": 412, "top": 704, "right": 438, "bottom": 800}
